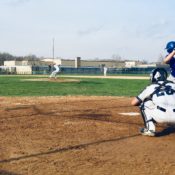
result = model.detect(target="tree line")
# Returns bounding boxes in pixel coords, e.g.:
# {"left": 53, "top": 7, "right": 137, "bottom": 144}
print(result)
{"left": 0, "top": 52, "right": 40, "bottom": 65}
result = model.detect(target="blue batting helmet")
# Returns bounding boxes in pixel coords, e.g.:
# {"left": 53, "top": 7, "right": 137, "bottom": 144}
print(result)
{"left": 165, "top": 41, "right": 175, "bottom": 53}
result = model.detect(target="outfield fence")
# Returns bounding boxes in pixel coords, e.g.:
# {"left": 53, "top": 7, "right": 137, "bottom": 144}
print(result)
{"left": 0, "top": 66, "right": 170, "bottom": 75}
{"left": 31, "top": 66, "right": 171, "bottom": 75}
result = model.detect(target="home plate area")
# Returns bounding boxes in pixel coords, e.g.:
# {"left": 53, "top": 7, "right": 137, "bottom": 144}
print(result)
{"left": 0, "top": 96, "right": 175, "bottom": 175}
{"left": 119, "top": 112, "right": 140, "bottom": 116}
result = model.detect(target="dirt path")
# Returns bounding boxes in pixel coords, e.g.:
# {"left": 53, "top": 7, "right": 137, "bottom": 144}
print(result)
{"left": 0, "top": 96, "right": 175, "bottom": 175}
{"left": 62, "top": 75, "right": 149, "bottom": 79}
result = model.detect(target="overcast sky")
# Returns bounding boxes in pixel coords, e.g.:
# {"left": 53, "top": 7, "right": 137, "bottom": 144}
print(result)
{"left": 0, "top": 0, "right": 175, "bottom": 61}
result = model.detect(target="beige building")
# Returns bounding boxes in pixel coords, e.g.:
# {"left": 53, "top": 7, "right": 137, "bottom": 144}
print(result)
{"left": 15, "top": 66, "right": 32, "bottom": 74}
{"left": 136, "top": 63, "right": 157, "bottom": 68}
{"left": 125, "top": 61, "right": 144, "bottom": 68}
{"left": 42, "top": 58, "right": 125, "bottom": 68}
{"left": 3, "top": 58, "right": 141, "bottom": 69}
{"left": 80, "top": 60, "right": 125, "bottom": 68}
{"left": 3, "top": 60, "right": 47, "bottom": 74}
{"left": 4, "top": 60, "right": 49, "bottom": 66}
{"left": 41, "top": 58, "right": 61, "bottom": 65}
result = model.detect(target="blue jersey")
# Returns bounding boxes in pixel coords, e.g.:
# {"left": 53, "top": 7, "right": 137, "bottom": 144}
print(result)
{"left": 169, "top": 57, "right": 175, "bottom": 77}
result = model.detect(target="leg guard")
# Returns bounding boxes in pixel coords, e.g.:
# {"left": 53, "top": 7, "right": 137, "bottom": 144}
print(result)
{"left": 139, "top": 103, "right": 156, "bottom": 131}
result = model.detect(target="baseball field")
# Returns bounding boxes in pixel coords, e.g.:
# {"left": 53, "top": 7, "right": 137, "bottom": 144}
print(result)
{"left": 0, "top": 75, "right": 175, "bottom": 175}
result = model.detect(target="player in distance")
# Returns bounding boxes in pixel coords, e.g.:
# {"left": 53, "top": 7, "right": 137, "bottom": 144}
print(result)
{"left": 49, "top": 63, "right": 61, "bottom": 79}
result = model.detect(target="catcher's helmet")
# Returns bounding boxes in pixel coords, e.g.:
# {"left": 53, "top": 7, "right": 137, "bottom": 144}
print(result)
{"left": 165, "top": 41, "right": 175, "bottom": 53}
{"left": 150, "top": 68, "right": 167, "bottom": 83}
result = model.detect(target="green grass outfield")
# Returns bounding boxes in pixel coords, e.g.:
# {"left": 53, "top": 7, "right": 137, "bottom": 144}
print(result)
{"left": 0, "top": 75, "right": 150, "bottom": 97}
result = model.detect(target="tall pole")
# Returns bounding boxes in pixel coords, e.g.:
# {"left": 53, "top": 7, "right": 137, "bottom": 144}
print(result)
{"left": 52, "top": 38, "right": 55, "bottom": 60}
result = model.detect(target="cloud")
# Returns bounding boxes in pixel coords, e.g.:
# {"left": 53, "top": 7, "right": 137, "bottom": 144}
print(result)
{"left": 4, "top": 0, "right": 31, "bottom": 6}
{"left": 123, "top": 19, "right": 172, "bottom": 39}
{"left": 145, "top": 19, "right": 173, "bottom": 39}
{"left": 77, "top": 26, "right": 103, "bottom": 37}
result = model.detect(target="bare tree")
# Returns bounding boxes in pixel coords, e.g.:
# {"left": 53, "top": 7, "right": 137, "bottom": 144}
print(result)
{"left": 142, "top": 59, "right": 148, "bottom": 64}
{"left": 24, "top": 54, "right": 38, "bottom": 61}
{"left": 157, "top": 54, "right": 164, "bottom": 64}
{"left": 111, "top": 54, "right": 122, "bottom": 61}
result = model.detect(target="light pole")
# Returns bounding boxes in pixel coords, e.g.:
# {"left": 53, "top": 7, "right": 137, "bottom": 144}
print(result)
{"left": 52, "top": 38, "right": 55, "bottom": 60}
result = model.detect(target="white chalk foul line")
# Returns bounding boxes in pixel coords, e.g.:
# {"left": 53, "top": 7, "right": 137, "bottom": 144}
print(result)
{"left": 119, "top": 112, "right": 140, "bottom": 116}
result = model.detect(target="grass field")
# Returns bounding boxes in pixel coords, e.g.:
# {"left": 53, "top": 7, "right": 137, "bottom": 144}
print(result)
{"left": 0, "top": 75, "right": 149, "bottom": 96}
{"left": 2, "top": 75, "right": 175, "bottom": 175}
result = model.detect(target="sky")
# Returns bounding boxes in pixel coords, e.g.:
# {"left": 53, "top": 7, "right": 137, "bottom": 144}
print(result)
{"left": 0, "top": 0, "right": 175, "bottom": 62}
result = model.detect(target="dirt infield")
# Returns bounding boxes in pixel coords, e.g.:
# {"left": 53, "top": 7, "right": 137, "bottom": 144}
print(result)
{"left": 21, "top": 78, "right": 81, "bottom": 83}
{"left": 20, "top": 75, "right": 149, "bottom": 83}
{"left": 62, "top": 75, "right": 149, "bottom": 80}
{"left": 0, "top": 96, "right": 175, "bottom": 175}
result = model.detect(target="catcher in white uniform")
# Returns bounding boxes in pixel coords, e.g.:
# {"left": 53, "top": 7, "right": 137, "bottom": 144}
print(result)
{"left": 131, "top": 68, "right": 175, "bottom": 136}
{"left": 49, "top": 64, "right": 61, "bottom": 79}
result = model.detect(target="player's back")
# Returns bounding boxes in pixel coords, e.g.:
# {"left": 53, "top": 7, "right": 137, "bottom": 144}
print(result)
{"left": 54, "top": 65, "right": 59, "bottom": 72}
{"left": 152, "top": 82, "right": 175, "bottom": 108}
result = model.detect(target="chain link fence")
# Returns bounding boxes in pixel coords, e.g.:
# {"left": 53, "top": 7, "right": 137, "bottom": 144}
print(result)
{"left": 0, "top": 66, "right": 170, "bottom": 75}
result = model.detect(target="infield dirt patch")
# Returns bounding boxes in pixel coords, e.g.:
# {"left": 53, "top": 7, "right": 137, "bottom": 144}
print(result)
{"left": 0, "top": 96, "right": 175, "bottom": 175}
{"left": 21, "top": 78, "right": 80, "bottom": 83}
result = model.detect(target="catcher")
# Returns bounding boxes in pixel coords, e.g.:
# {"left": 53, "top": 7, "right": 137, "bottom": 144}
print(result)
{"left": 131, "top": 68, "right": 175, "bottom": 136}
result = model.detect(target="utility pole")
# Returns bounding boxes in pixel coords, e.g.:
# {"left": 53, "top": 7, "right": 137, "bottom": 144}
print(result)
{"left": 52, "top": 38, "right": 55, "bottom": 60}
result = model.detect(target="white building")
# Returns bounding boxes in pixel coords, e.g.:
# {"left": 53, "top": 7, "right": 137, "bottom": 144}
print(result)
{"left": 125, "top": 61, "right": 141, "bottom": 68}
